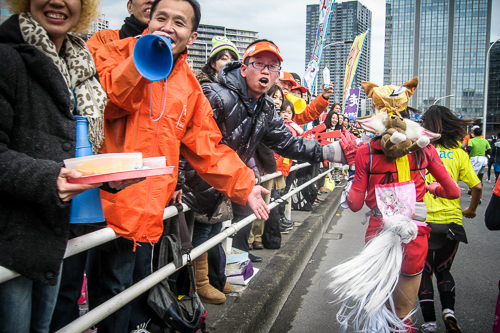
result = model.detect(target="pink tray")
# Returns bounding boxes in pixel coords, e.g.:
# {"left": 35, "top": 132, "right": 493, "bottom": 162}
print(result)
{"left": 68, "top": 166, "right": 175, "bottom": 184}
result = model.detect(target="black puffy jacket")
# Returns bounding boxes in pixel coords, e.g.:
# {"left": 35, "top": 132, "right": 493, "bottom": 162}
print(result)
{"left": 180, "top": 61, "right": 323, "bottom": 215}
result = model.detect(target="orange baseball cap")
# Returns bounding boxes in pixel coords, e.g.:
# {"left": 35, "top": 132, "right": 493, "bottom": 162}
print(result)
{"left": 279, "top": 71, "right": 298, "bottom": 87}
{"left": 292, "top": 85, "right": 307, "bottom": 93}
{"left": 243, "top": 41, "right": 283, "bottom": 62}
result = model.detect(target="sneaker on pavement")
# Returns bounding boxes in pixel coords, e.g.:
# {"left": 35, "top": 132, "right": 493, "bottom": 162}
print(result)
{"left": 419, "top": 322, "right": 436, "bottom": 333}
{"left": 443, "top": 309, "right": 462, "bottom": 333}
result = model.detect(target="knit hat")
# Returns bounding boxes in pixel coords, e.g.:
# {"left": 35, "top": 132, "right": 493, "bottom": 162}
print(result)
{"left": 209, "top": 36, "right": 240, "bottom": 60}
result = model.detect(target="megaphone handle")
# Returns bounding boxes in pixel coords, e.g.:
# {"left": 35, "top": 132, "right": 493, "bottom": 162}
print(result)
{"left": 149, "top": 80, "right": 168, "bottom": 122}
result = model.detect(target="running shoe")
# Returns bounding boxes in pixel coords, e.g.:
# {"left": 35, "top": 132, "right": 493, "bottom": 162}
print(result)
{"left": 443, "top": 309, "right": 462, "bottom": 333}
{"left": 419, "top": 323, "right": 436, "bottom": 333}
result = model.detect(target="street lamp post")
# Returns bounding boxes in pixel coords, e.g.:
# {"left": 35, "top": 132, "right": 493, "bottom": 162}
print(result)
{"left": 432, "top": 94, "right": 454, "bottom": 106}
{"left": 483, "top": 39, "right": 500, "bottom": 137}
{"left": 315, "top": 40, "right": 353, "bottom": 96}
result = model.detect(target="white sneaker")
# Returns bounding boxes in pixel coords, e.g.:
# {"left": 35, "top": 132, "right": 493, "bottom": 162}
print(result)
{"left": 420, "top": 322, "right": 436, "bottom": 333}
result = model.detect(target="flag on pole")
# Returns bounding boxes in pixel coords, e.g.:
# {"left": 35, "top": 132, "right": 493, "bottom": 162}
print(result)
{"left": 303, "top": 0, "right": 336, "bottom": 94}
{"left": 342, "top": 30, "right": 369, "bottom": 108}
{"left": 344, "top": 88, "right": 360, "bottom": 119}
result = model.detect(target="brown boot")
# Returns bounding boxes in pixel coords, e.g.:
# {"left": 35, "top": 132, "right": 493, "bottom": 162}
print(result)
{"left": 192, "top": 252, "right": 226, "bottom": 304}
{"left": 222, "top": 281, "right": 232, "bottom": 294}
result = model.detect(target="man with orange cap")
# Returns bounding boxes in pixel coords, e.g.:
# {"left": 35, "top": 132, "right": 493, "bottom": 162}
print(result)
{"left": 189, "top": 39, "right": 357, "bottom": 260}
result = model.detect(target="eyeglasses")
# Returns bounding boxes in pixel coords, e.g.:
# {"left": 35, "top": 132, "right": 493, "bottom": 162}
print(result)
{"left": 248, "top": 61, "right": 281, "bottom": 73}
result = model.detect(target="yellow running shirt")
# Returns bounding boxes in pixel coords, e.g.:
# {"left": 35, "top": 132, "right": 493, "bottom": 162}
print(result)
{"left": 424, "top": 145, "right": 480, "bottom": 225}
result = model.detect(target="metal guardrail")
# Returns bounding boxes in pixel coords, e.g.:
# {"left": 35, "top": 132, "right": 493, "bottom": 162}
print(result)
{"left": 58, "top": 165, "right": 334, "bottom": 333}
{"left": 0, "top": 162, "right": 336, "bottom": 332}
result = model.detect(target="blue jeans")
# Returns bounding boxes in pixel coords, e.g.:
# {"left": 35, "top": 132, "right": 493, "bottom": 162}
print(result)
{"left": 88, "top": 238, "right": 154, "bottom": 333}
{"left": 0, "top": 273, "right": 61, "bottom": 333}
{"left": 192, "top": 221, "right": 222, "bottom": 248}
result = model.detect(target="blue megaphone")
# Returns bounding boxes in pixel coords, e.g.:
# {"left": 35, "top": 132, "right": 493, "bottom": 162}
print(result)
{"left": 133, "top": 34, "right": 174, "bottom": 81}
{"left": 69, "top": 116, "right": 105, "bottom": 224}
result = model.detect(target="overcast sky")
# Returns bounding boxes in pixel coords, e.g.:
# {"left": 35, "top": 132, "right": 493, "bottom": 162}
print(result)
{"left": 99, "top": 0, "right": 500, "bottom": 84}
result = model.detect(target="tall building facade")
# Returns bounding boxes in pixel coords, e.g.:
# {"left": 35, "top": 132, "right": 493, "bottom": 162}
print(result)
{"left": 88, "top": 14, "right": 109, "bottom": 37}
{"left": 384, "top": 0, "right": 492, "bottom": 122}
{"left": 187, "top": 24, "right": 258, "bottom": 73}
{"left": 1, "top": 0, "right": 11, "bottom": 24}
{"left": 487, "top": 42, "right": 500, "bottom": 135}
{"left": 305, "top": 1, "right": 371, "bottom": 114}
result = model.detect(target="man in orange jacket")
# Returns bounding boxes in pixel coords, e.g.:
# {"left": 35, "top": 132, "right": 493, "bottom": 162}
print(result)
{"left": 50, "top": 1, "right": 156, "bottom": 331}
{"left": 83, "top": 0, "right": 271, "bottom": 331}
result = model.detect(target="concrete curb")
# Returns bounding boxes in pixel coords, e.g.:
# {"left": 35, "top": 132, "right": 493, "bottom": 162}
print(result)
{"left": 209, "top": 187, "right": 343, "bottom": 333}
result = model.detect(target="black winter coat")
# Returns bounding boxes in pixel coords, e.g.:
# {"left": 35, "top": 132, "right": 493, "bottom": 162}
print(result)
{"left": 180, "top": 61, "right": 323, "bottom": 215}
{"left": 0, "top": 16, "right": 78, "bottom": 285}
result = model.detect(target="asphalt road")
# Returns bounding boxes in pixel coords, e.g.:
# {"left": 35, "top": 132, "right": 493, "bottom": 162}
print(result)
{"left": 272, "top": 180, "right": 500, "bottom": 333}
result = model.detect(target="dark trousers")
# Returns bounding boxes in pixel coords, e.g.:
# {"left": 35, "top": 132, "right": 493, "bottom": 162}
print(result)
{"left": 418, "top": 238, "right": 459, "bottom": 322}
{"left": 231, "top": 213, "right": 253, "bottom": 252}
{"left": 90, "top": 238, "right": 154, "bottom": 333}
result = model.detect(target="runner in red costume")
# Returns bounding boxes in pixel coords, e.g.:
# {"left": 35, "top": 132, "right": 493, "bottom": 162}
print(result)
{"left": 327, "top": 77, "right": 460, "bottom": 333}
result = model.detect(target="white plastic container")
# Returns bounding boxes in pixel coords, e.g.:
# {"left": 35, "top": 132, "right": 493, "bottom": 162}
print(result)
{"left": 323, "top": 66, "right": 331, "bottom": 89}
{"left": 142, "top": 156, "right": 166, "bottom": 168}
{"left": 64, "top": 153, "right": 143, "bottom": 176}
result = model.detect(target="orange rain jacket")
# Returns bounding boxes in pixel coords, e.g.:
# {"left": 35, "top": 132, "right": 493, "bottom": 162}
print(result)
{"left": 86, "top": 29, "right": 120, "bottom": 58}
{"left": 92, "top": 35, "right": 255, "bottom": 243}
{"left": 293, "top": 95, "right": 329, "bottom": 125}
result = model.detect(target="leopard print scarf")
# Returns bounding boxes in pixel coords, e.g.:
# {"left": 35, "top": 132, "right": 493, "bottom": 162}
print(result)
{"left": 19, "top": 12, "right": 106, "bottom": 154}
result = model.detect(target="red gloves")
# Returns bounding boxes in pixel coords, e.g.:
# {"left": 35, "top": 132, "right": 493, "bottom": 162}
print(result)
{"left": 340, "top": 131, "right": 358, "bottom": 166}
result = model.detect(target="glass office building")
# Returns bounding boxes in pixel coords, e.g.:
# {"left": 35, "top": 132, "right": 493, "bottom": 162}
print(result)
{"left": 305, "top": 1, "right": 371, "bottom": 112}
{"left": 384, "top": 0, "right": 491, "bottom": 120}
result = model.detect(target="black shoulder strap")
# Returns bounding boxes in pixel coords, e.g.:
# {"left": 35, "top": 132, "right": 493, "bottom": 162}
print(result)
{"left": 173, "top": 203, "right": 193, "bottom": 253}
